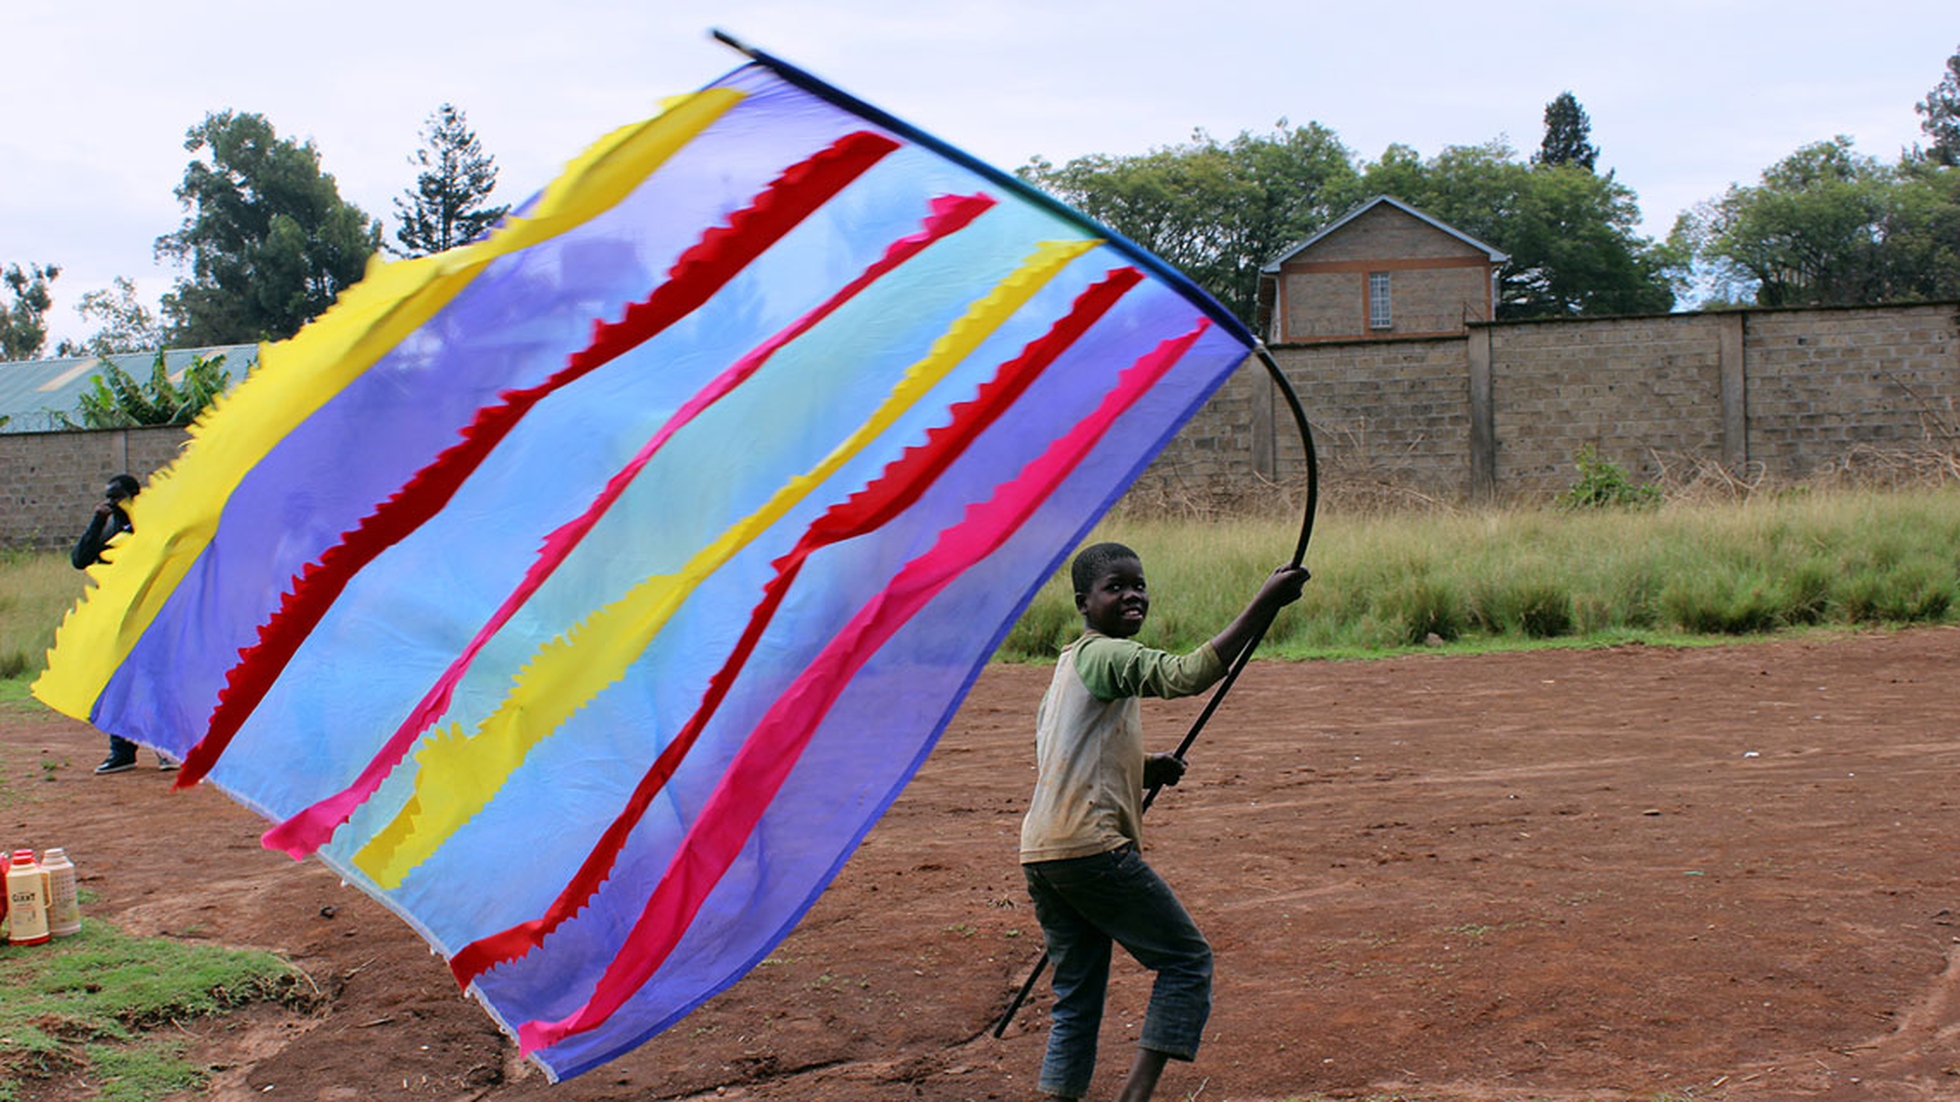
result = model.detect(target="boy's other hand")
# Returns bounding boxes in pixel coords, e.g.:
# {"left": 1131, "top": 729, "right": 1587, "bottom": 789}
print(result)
{"left": 1144, "top": 753, "right": 1187, "bottom": 788}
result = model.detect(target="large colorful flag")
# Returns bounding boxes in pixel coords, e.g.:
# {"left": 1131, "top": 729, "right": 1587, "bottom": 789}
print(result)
{"left": 35, "top": 39, "right": 1257, "bottom": 1080}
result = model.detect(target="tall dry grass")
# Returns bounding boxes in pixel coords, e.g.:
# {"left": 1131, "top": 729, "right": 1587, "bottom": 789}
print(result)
{"left": 6, "top": 485, "right": 1958, "bottom": 680}
{"left": 0, "top": 551, "right": 86, "bottom": 681}
{"left": 996, "top": 485, "right": 1960, "bottom": 660}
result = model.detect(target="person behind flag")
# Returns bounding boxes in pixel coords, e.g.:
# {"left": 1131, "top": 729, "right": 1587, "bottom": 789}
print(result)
{"left": 70, "top": 473, "right": 176, "bottom": 775}
{"left": 1019, "top": 541, "right": 1308, "bottom": 1101}
{"left": 70, "top": 473, "right": 140, "bottom": 571}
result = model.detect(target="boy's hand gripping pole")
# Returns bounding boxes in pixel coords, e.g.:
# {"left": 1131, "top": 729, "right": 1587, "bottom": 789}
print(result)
{"left": 992, "top": 346, "right": 1318, "bottom": 1038}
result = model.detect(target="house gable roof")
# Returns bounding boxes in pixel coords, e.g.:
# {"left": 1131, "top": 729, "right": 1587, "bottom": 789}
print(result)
{"left": 1260, "top": 195, "right": 1509, "bottom": 274}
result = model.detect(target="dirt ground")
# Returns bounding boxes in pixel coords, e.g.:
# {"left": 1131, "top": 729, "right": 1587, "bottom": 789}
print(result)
{"left": 6, "top": 627, "right": 1960, "bottom": 1102}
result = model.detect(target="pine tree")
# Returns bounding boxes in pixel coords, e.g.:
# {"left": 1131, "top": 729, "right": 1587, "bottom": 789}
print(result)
{"left": 393, "top": 104, "right": 508, "bottom": 257}
{"left": 1533, "top": 92, "right": 1599, "bottom": 173}
{"left": 1916, "top": 46, "right": 1960, "bottom": 167}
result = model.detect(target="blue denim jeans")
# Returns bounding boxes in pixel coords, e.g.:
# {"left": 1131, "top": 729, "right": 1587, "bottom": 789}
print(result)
{"left": 1022, "top": 844, "right": 1213, "bottom": 1099}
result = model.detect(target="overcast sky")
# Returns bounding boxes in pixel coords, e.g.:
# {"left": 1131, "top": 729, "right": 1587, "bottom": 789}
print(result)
{"left": 6, "top": 0, "right": 1954, "bottom": 347}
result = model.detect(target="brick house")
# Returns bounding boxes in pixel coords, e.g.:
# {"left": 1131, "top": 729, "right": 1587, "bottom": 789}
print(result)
{"left": 1258, "top": 195, "right": 1507, "bottom": 343}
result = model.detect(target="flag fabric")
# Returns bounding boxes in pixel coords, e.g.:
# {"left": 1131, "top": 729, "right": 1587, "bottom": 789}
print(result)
{"left": 35, "top": 45, "right": 1256, "bottom": 1081}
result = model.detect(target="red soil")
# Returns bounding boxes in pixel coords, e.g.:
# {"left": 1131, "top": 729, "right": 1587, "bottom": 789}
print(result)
{"left": 5, "top": 627, "right": 1959, "bottom": 1101}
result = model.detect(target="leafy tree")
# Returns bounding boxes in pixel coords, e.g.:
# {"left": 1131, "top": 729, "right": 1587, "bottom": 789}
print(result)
{"left": 1359, "top": 143, "right": 1428, "bottom": 204}
{"left": 1511, "top": 165, "right": 1674, "bottom": 315}
{"left": 1889, "top": 158, "right": 1960, "bottom": 299}
{"left": 2, "top": 262, "right": 61, "bottom": 360}
{"left": 1671, "top": 137, "right": 1958, "bottom": 306}
{"left": 1358, "top": 141, "right": 1672, "bottom": 317}
{"left": 1533, "top": 91, "right": 1599, "bottom": 173}
{"left": 392, "top": 103, "right": 508, "bottom": 257}
{"left": 52, "top": 350, "right": 231, "bottom": 429}
{"left": 55, "top": 276, "right": 163, "bottom": 357}
{"left": 1021, "top": 108, "right": 1675, "bottom": 321}
{"left": 1020, "top": 123, "right": 1363, "bottom": 327}
{"left": 155, "top": 110, "right": 381, "bottom": 345}
{"left": 1915, "top": 45, "right": 1960, "bottom": 167}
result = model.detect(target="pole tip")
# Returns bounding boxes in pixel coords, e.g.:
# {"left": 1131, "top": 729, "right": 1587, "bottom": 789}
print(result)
{"left": 710, "top": 29, "right": 755, "bottom": 57}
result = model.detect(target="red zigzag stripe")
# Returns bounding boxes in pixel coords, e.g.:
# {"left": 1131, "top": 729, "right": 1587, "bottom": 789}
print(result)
{"left": 519, "top": 320, "right": 1213, "bottom": 1053}
{"left": 178, "top": 130, "right": 901, "bottom": 794}
{"left": 448, "top": 266, "right": 1143, "bottom": 983}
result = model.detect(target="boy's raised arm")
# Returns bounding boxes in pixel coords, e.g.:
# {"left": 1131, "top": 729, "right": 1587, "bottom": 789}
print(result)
{"left": 1205, "top": 564, "right": 1310, "bottom": 665}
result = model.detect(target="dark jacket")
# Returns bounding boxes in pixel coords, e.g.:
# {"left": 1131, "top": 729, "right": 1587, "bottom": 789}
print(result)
{"left": 72, "top": 506, "right": 133, "bottom": 569}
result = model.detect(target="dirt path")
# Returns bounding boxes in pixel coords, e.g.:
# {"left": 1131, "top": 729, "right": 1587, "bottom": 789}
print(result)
{"left": 5, "top": 628, "right": 1960, "bottom": 1101}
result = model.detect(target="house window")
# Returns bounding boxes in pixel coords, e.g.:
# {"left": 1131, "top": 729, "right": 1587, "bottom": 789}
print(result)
{"left": 1367, "top": 272, "right": 1392, "bottom": 329}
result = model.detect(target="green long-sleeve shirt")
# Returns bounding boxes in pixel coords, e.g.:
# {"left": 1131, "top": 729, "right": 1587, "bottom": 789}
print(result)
{"left": 1019, "top": 631, "right": 1224, "bottom": 863}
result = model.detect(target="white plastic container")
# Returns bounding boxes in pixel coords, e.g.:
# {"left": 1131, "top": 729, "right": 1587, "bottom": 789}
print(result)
{"left": 6, "top": 849, "right": 50, "bottom": 946}
{"left": 40, "top": 848, "right": 80, "bottom": 937}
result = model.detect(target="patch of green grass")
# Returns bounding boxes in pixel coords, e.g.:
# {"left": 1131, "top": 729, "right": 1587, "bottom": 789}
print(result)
{"left": 0, "top": 920, "right": 317, "bottom": 1100}
{"left": 84, "top": 1040, "right": 209, "bottom": 1102}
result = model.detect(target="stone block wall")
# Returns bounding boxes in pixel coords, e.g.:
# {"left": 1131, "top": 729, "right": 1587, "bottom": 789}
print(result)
{"left": 1130, "top": 301, "right": 1960, "bottom": 508}
{"left": 1, "top": 427, "right": 190, "bottom": 551}
{"left": 1137, "top": 357, "right": 1269, "bottom": 507}
{"left": 3, "top": 303, "right": 1955, "bottom": 544}
{"left": 1743, "top": 306, "right": 1960, "bottom": 479}
{"left": 1276, "top": 336, "right": 1472, "bottom": 495}
{"left": 1139, "top": 335, "right": 1470, "bottom": 505}
{"left": 1489, "top": 313, "right": 1729, "bottom": 497}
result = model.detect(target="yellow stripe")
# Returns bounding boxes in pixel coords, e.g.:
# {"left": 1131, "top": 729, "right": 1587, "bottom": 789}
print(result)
{"left": 354, "top": 237, "right": 1102, "bottom": 887}
{"left": 32, "top": 89, "right": 746, "bottom": 718}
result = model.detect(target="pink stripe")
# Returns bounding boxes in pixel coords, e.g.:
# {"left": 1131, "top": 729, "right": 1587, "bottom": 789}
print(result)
{"left": 447, "top": 266, "right": 1142, "bottom": 985}
{"left": 516, "top": 319, "right": 1212, "bottom": 1054}
{"left": 259, "top": 191, "right": 994, "bottom": 860}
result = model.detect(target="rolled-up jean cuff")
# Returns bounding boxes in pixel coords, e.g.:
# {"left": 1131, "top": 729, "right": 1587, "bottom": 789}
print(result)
{"left": 1138, "top": 1039, "right": 1199, "bottom": 1062}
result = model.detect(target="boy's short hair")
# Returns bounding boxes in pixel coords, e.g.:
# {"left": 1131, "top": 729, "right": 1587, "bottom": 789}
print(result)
{"left": 106, "top": 474, "right": 140, "bottom": 501}
{"left": 1070, "top": 541, "right": 1141, "bottom": 597}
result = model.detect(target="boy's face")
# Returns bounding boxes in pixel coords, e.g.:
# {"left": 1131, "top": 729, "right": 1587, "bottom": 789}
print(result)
{"left": 1077, "top": 557, "right": 1148, "bottom": 638}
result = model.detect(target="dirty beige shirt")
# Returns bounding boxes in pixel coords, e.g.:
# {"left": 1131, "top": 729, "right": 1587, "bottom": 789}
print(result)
{"left": 1019, "top": 632, "right": 1225, "bottom": 864}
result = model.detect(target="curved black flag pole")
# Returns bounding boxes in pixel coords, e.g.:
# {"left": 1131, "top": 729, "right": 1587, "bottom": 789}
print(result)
{"left": 703, "top": 30, "right": 1321, "bottom": 1038}
{"left": 992, "top": 344, "right": 1319, "bottom": 1038}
